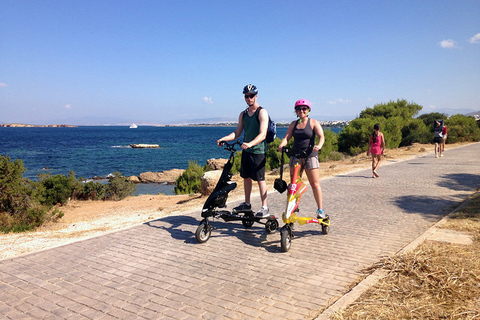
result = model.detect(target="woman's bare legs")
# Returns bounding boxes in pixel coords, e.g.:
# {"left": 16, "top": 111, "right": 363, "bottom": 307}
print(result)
{"left": 305, "top": 168, "right": 323, "bottom": 209}
{"left": 371, "top": 154, "right": 381, "bottom": 177}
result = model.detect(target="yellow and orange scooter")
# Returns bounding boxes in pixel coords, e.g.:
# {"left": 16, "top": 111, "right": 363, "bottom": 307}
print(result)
{"left": 274, "top": 147, "right": 330, "bottom": 252}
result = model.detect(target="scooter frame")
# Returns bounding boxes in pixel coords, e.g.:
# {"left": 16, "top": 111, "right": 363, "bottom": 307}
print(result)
{"left": 278, "top": 147, "right": 330, "bottom": 252}
{"left": 195, "top": 140, "right": 279, "bottom": 243}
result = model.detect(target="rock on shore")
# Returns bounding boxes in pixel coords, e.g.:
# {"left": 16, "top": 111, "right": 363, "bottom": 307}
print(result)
{"left": 127, "top": 158, "right": 228, "bottom": 186}
{"left": 206, "top": 158, "right": 228, "bottom": 170}
{"left": 135, "top": 169, "right": 186, "bottom": 183}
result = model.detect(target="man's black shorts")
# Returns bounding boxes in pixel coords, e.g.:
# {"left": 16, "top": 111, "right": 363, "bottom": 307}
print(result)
{"left": 240, "top": 151, "right": 266, "bottom": 181}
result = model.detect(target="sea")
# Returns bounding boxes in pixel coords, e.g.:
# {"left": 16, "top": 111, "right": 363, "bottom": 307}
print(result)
{"left": 0, "top": 126, "right": 341, "bottom": 195}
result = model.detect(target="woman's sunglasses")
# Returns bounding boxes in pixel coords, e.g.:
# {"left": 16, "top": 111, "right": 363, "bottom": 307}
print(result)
{"left": 295, "top": 106, "right": 309, "bottom": 112}
{"left": 244, "top": 94, "right": 256, "bottom": 99}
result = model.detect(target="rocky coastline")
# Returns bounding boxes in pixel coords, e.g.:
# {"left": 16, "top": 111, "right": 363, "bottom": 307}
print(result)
{"left": 91, "top": 158, "right": 228, "bottom": 187}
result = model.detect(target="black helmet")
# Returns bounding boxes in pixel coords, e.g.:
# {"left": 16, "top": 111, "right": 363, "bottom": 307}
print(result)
{"left": 243, "top": 84, "right": 258, "bottom": 95}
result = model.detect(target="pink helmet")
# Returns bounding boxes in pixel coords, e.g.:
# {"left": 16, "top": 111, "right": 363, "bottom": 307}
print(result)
{"left": 294, "top": 99, "right": 311, "bottom": 109}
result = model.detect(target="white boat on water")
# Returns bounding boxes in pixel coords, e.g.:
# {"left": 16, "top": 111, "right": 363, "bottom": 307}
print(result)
{"left": 129, "top": 123, "right": 138, "bottom": 128}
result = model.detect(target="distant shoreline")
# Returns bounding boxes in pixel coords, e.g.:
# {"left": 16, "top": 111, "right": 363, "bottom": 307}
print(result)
{"left": 1, "top": 123, "right": 77, "bottom": 128}
{"left": 0, "top": 122, "right": 348, "bottom": 128}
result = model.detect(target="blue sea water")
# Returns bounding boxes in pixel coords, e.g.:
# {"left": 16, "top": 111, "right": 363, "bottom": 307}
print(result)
{"left": 0, "top": 126, "right": 340, "bottom": 195}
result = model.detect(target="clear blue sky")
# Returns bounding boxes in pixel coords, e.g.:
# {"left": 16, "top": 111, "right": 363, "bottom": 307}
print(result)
{"left": 1, "top": 0, "right": 479, "bottom": 125}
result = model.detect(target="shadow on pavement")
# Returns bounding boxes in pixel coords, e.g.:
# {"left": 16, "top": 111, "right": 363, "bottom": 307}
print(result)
{"left": 393, "top": 173, "right": 480, "bottom": 218}
{"left": 144, "top": 215, "right": 200, "bottom": 244}
{"left": 438, "top": 173, "right": 480, "bottom": 192}
{"left": 393, "top": 195, "right": 458, "bottom": 218}
{"left": 144, "top": 213, "right": 327, "bottom": 253}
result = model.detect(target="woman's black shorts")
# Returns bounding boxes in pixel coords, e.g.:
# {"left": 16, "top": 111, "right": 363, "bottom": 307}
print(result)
{"left": 433, "top": 137, "right": 443, "bottom": 144}
{"left": 240, "top": 151, "right": 266, "bottom": 181}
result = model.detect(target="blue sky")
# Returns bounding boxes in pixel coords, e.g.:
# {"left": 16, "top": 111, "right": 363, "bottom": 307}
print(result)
{"left": 1, "top": 0, "right": 479, "bottom": 125}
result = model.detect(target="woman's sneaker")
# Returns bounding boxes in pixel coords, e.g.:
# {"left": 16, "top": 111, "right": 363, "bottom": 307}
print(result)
{"left": 233, "top": 202, "right": 251, "bottom": 213}
{"left": 256, "top": 206, "right": 270, "bottom": 218}
{"left": 316, "top": 209, "right": 328, "bottom": 219}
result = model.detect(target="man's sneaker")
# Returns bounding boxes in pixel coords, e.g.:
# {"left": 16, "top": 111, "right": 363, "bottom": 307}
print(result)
{"left": 256, "top": 206, "right": 270, "bottom": 218}
{"left": 316, "top": 209, "right": 328, "bottom": 219}
{"left": 233, "top": 202, "right": 251, "bottom": 213}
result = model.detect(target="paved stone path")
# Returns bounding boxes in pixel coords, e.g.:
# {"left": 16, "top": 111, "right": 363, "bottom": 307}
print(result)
{"left": 1, "top": 143, "right": 479, "bottom": 320}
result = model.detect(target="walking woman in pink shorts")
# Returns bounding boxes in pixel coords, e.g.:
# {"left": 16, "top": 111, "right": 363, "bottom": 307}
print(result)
{"left": 366, "top": 123, "right": 385, "bottom": 178}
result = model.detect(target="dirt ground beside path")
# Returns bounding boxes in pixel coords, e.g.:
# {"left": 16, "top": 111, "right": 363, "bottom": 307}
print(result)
{"left": 0, "top": 143, "right": 465, "bottom": 260}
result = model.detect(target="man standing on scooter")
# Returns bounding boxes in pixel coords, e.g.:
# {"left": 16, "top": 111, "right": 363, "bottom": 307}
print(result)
{"left": 216, "top": 84, "right": 270, "bottom": 218}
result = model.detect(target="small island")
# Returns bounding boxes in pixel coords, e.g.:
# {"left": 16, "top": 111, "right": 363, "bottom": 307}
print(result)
{"left": 0, "top": 123, "right": 77, "bottom": 128}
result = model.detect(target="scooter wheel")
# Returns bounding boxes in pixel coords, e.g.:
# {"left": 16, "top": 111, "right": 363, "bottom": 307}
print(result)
{"left": 265, "top": 218, "right": 278, "bottom": 234}
{"left": 195, "top": 221, "right": 211, "bottom": 243}
{"left": 280, "top": 227, "right": 291, "bottom": 252}
{"left": 242, "top": 217, "right": 254, "bottom": 228}
{"left": 322, "top": 224, "right": 330, "bottom": 235}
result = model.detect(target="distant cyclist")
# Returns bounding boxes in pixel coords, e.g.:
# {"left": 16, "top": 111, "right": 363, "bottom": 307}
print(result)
{"left": 277, "top": 99, "right": 327, "bottom": 220}
{"left": 217, "top": 84, "right": 270, "bottom": 218}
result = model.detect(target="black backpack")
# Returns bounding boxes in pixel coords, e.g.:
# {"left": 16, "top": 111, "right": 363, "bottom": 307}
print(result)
{"left": 243, "top": 107, "right": 276, "bottom": 143}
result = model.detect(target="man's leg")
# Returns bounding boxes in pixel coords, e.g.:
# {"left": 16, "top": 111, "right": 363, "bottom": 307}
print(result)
{"left": 257, "top": 180, "right": 268, "bottom": 207}
{"left": 244, "top": 178, "right": 252, "bottom": 204}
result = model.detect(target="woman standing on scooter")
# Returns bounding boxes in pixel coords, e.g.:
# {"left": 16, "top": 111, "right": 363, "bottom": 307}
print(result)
{"left": 277, "top": 99, "right": 327, "bottom": 220}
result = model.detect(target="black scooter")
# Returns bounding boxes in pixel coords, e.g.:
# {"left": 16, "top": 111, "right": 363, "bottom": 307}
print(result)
{"left": 195, "top": 140, "right": 279, "bottom": 243}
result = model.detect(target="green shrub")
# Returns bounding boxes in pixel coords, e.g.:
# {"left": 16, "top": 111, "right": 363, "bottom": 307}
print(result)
{"left": 231, "top": 150, "right": 242, "bottom": 174}
{"left": 105, "top": 172, "right": 136, "bottom": 201}
{"left": 401, "top": 118, "right": 430, "bottom": 146}
{"left": 383, "top": 116, "right": 404, "bottom": 149}
{"left": 338, "top": 100, "right": 427, "bottom": 154}
{"left": 338, "top": 117, "right": 378, "bottom": 155}
{"left": 417, "top": 112, "right": 448, "bottom": 128}
{"left": 0, "top": 155, "right": 62, "bottom": 233}
{"left": 81, "top": 181, "right": 107, "bottom": 200}
{"left": 0, "top": 156, "right": 31, "bottom": 215}
{"left": 318, "top": 129, "right": 339, "bottom": 162}
{"left": 360, "top": 99, "right": 422, "bottom": 120}
{"left": 175, "top": 161, "right": 204, "bottom": 194}
{"left": 265, "top": 138, "right": 283, "bottom": 171}
{"left": 328, "top": 151, "right": 344, "bottom": 161}
{"left": 445, "top": 114, "right": 480, "bottom": 143}
{"left": 36, "top": 171, "right": 82, "bottom": 206}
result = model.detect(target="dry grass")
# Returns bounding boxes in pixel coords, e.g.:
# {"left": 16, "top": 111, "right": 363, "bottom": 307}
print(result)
{"left": 332, "top": 192, "right": 480, "bottom": 320}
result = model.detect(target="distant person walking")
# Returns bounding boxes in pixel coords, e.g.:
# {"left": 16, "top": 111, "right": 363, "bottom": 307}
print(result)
{"left": 441, "top": 124, "right": 447, "bottom": 155}
{"left": 433, "top": 120, "right": 444, "bottom": 158}
{"left": 277, "top": 99, "right": 327, "bottom": 219}
{"left": 367, "top": 123, "right": 385, "bottom": 178}
{"left": 216, "top": 84, "right": 270, "bottom": 218}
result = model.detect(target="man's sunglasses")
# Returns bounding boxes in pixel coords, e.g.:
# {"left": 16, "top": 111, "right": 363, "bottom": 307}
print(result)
{"left": 295, "top": 106, "right": 309, "bottom": 112}
{"left": 244, "top": 94, "right": 256, "bottom": 99}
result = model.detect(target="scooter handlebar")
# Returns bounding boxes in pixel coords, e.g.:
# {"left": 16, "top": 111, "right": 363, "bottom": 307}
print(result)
{"left": 219, "top": 140, "right": 242, "bottom": 152}
{"left": 282, "top": 147, "right": 309, "bottom": 159}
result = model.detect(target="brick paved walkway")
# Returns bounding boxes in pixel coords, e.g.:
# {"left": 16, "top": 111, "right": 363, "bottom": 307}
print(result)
{"left": 1, "top": 143, "right": 479, "bottom": 319}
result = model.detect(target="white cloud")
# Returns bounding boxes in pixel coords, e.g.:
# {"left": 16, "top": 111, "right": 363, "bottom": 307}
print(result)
{"left": 469, "top": 33, "right": 480, "bottom": 44}
{"left": 438, "top": 39, "right": 458, "bottom": 49}
{"left": 64, "top": 104, "right": 72, "bottom": 109}
{"left": 202, "top": 97, "right": 213, "bottom": 104}
{"left": 0, "top": 83, "right": 8, "bottom": 88}
{"left": 327, "top": 98, "right": 351, "bottom": 105}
